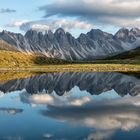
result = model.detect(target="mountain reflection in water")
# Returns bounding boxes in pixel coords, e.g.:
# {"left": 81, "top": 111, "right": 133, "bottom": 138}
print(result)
{"left": 0, "top": 72, "right": 140, "bottom": 140}
{"left": 0, "top": 72, "right": 140, "bottom": 96}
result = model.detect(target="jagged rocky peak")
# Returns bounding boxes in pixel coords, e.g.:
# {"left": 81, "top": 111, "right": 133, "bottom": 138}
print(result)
{"left": 87, "top": 29, "right": 111, "bottom": 40}
{"left": 24, "top": 29, "right": 44, "bottom": 43}
{"left": 1, "top": 30, "right": 8, "bottom": 34}
{"left": 0, "top": 30, "right": 15, "bottom": 37}
{"left": 78, "top": 33, "right": 88, "bottom": 39}
{"left": 38, "top": 31, "right": 44, "bottom": 40}
{"left": 1, "top": 30, "right": 12, "bottom": 35}
{"left": 54, "top": 28, "right": 65, "bottom": 36}
{"left": 78, "top": 33, "right": 90, "bottom": 43}
{"left": 114, "top": 27, "right": 140, "bottom": 42}
{"left": 0, "top": 30, "right": 23, "bottom": 38}
{"left": 130, "top": 28, "right": 140, "bottom": 37}
{"left": 115, "top": 27, "right": 140, "bottom": 37}
{"left": 47, "top": 30, "right": 54, "bottom": 36}
{"left": 0, "top": 30, "right": 24, "bottom": 46}
{"left": 25, "top": 29, "right": 38, "bottom": 38}
{"left": 66, "top": 32, "right": 74, "bottom": 41}
{"left": 46, "top": 30, "right": 55, "bottom": 41}
{"left": 66, "top": 32, "right": 76, "bottom": 40}
{"left": 54, "top": 28, "right": 69, "bottom": 45}
{"left": 130, "top": 28, "right": 140, "bottom": 33}
{"left": 65, "top": 32, "right": 81, "bottom": 48}
{"left": 115, "top": 28, "right": 129, "bottom": 39}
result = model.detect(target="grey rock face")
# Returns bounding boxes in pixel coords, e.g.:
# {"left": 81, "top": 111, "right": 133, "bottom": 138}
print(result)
{"left": 114, "top": 28, "right": 140, "bottom": 43}
{"left": 0, "top": 28, "right": 140, "bottom": 60}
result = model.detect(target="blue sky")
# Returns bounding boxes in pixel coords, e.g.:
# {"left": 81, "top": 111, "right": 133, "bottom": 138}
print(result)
{"left": 0, "top": 0, "right": 50, "bottom": 32}
{"left": 0, "top": 0, "right": 140, "bottom": 37}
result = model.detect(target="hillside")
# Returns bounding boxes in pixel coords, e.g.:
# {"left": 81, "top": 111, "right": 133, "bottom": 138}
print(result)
{"left": 0, "top": 51, "right": 34, "bottom": 67}
{"left": 108, "top": 47, "right": 140, "bottom": 60}
{"left": 0, "top": 50, "right": 69, "bottom": 67}
{"left": 0, "top": 37, "right": 70, "bottom": 67}
{"left": 0, "top": 39, "right": 18, "bottom": 52}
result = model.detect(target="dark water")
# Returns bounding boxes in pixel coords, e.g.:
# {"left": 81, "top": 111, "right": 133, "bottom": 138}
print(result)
{"left": 0, "top": 72, "right": 140, "bottom": 140}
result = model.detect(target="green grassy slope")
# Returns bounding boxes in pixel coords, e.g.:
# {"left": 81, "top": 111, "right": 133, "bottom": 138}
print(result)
{"left": 99, "top": 47, "right": 140, "bottom": 65}
{"left": 0, "top": 50, "right": 69, "bottom": 67}
{"left": 108, "top": 47, "right": 140, "bottom": 60}
{"left": 0, "top": 50, "right": 34, "bottom": 67}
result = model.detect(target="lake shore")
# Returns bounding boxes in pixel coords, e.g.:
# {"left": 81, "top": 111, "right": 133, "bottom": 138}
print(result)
{"left": 0, "top": 64, "right": 140, "bottom": 72}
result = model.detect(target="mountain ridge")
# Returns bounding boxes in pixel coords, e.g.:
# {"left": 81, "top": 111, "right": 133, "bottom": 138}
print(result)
{"left": 0, "top": 28, "right": 140, "bottom": 60}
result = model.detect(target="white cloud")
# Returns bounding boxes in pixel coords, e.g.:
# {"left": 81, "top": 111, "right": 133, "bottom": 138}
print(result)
{"left": 20, "top": 91, "right": 92, "bottom": 106}
{"left": 6, "top": 20, "right": 29, "bottom": 27}
{"left": 100, "top": 16, "right": 140, "bottom": 28}
{"left": 84, "top": 130, "right": 114, "bottom": 140}
{"left": 70, "top": 96, "right": 91, "bottom": 106}
{"left": 29, "top": 24, "right": 50, "bottom": 31}
{"left": 43, "top": 133, "right": 54, "bottom": 139}
{"left": 19, "top": 19, "right": 92, "bottom": 32}
{"left": 22, "top": 93, "right": 54, "bottom": 105}
{"left": 0, "top": 108, "right": 23, "bottom": 115}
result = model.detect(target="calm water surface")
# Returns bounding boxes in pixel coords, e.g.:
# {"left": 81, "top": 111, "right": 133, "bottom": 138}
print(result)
{"left": 0, "top": 72, "right": 140, "bottom": 140}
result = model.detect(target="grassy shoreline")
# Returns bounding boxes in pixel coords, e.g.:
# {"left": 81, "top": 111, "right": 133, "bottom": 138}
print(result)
{"left": 0, "top": 64, "right": 140, "bottom": 82}
{"left": 0, "top": 63, "right": 140, "bottom": 72}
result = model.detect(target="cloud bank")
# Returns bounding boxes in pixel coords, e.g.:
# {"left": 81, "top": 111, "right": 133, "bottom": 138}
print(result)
{"left": 39, "top": 0, "right": 140, "bottom": 28}
{"left": 11, "top": 19, "right": 92, "bottom": 32}
{"left": 3, "top": 0, "right": 140, "bottom": 35}
{"left": 6, "top": 18, "right": 92, "bottom": 33}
